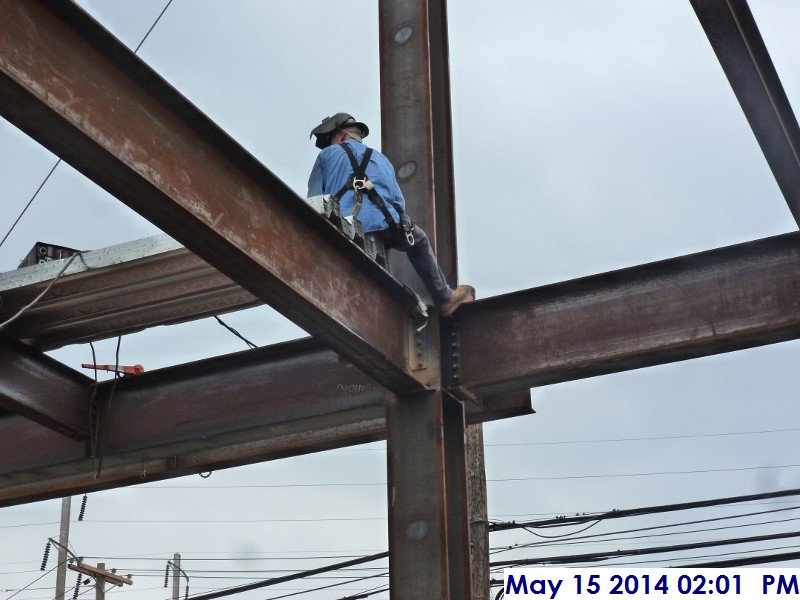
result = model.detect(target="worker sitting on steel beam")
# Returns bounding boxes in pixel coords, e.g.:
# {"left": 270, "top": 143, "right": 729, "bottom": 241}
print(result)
{"left": 308, "top": 112, "right": 475, "bottom": 317}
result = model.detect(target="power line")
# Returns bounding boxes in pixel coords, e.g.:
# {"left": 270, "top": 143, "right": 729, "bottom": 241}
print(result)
{"left": 489, "top": 462, "right": 800, "bottom": 483}
{"left": 129, "top": 462, "right": 800, "bottom": 490}
{"left": 5, "top": 560, "right": 66, "bottom": 600}
{"left": 492, "top": 507, "right": 800, "bottom": 557}
{"left": 484, "top": 425, "right": 800, "bottom": 447}
{"left": 602, "top": 543, "right": 800, "bottom": 567}
{"left": 134, "top": 0, "right": 174, "bottom": 53}
{"left": 489, "top": 485, "right": 800, "bottom": 531}
{"left": 677, "top": 549, "right": 800, "bottom": 568}
{"left": 0, "top": 159, "right": 61, "bottom": 250}
{"left": 186, "top": 552, "right": 388, "bottom": 600}
{"left": 490, "top": 529, "right": 800, "bottom": 568}
{"left": 1, "top": 0, "right": 173, "bottom": 254}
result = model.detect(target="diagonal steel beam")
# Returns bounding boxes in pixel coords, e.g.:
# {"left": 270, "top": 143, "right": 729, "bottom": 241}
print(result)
{"left": 453, "top": 232, "right": 800, "bottom": 396}
{"left": 691, "top": 0, "right": 800, "bottom": 226}
{"left": 0, "top": 336, "right": 91, "bottom": 439}
{"left": 0, "top": 338, "right": 530, "bottom": 507}
{"left": 0, "top": 0, "right": 427, "bottom": 393}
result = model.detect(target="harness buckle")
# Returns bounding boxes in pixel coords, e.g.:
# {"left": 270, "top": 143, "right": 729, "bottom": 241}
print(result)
{"left": 352, "top": 177, "right": 368, "bottom": 191}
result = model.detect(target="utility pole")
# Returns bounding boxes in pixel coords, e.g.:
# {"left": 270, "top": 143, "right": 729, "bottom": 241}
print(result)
{"left": 54, "top": 497, "right": 71, "bottom": 600}
{"left": 172, "top": 553, "right": 181, "bottom": 600}
{"left": 69, "top": 561, "right": 132, "bottom": 600}
{"left": 167, "top": 553, "right": 189, "bottom": 599}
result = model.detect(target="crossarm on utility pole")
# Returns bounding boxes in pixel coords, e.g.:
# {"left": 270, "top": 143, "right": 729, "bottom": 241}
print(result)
{"left": 69, "top": 562, "right": 133, "bottom": 587}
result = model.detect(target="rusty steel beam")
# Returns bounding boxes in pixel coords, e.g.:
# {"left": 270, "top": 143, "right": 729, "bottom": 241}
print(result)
{"left": 0, "top": 339, "right": 383, "bottom": 507}
{"left": 0, "top": 235, "right": 259, "bottom": 349}
{"left": 454, "top": 232, "right": 800, "bottom": 397}
{"left": 691, "top": 0, "right": 800, "bottom": 226}
{"left": 0, "top": 0, "right": 428, "bottom": 394}
{"left": 379, "top": 0, "right": 458, "bottom": 280}
{"left": 0, "top": 336, "right": 91, "bottom": 439}
{"left": 0, "top": 338, "right": 530, "bottom": 507}
{"left": 379, "top": 3, "right": 488, "bottom": 595}
{"left": 386, "top": 390, "right": 450, "bottom": 599}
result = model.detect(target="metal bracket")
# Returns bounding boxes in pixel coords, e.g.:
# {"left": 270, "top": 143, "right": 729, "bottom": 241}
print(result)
{"left": 446, "top": 316, "right": 461, "bottom": 387}
{"left": 408, "top": 305, "right": 430, "bottom": 372}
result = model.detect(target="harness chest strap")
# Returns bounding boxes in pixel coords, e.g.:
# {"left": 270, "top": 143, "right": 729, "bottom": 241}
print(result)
{"left": 335, "top": 143, "right": 404, "bottom": 240}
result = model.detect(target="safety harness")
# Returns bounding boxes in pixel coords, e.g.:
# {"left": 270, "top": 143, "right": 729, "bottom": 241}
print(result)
{"left": 333, "top": 142, "right": 415, "bottom": 248}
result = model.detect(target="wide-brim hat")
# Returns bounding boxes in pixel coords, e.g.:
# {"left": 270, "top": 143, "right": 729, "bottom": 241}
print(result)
{"left": 310, "top": 112, "right": 369, "bottom": 149}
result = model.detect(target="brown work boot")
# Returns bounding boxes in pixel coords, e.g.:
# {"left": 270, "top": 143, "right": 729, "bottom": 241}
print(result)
{"left": 439, "top": 285, "right": 475, "bottom": 317}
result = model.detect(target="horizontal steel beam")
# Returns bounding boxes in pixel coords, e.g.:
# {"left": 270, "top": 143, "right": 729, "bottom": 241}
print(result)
{"left": 0, "top": 339, "right": 531, "bottom": 507}
{"left": 454, "top": 232, "right": 800, "bottom": 396}
{"left": 0, "top": 336, "right": 91, "bottom": 439}
{"left": 0, "top": 235, "right": 259, "bottom": 348}
{"left": 691, "top": 0, "right": 800, "bottom": 226}
{"left": 0, "top": 0, "right": 426, "bottom": 393}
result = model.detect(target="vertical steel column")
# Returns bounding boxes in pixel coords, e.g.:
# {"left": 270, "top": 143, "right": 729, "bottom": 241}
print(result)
{"left": 443, "top": 398, "right": 473, "bottom": 599}
{"left": 426, "top": 0, "right": 458, "bottom": 284}
{"left": 380, "top": 1, "right": 485, "bottom": 597}
{"left": 386, "top": 390, "right": 450, "bottom": 599}
{"left": 379, "top": 0, "right": 437, "bottom": 299}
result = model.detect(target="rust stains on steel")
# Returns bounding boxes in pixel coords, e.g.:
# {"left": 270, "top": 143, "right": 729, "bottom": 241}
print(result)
{"left": 0, "top": 336, "right": 91, "bottom": 439}
{"left": 0, "top": 0, "right": 426, "bottom": 394}
{"left": 0, "top": 337, "right": 531, "bottom": 507}
{"left": 454, "top": 232, "right": 800, "bottom": 397}
{"left": 386, "top": 390, "right": 450, "bottom": 599}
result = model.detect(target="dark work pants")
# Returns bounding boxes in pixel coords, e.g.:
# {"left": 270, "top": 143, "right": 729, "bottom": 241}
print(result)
{"left": 382, "top": 225, "right": 452, "bottom": 305}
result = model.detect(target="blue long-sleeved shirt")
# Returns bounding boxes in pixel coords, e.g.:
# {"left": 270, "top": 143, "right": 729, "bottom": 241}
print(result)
{"left": 307, "top": 140, "right": 404, "bottom": 233}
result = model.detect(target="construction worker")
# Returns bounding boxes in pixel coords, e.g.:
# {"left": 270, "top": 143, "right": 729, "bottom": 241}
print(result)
{"left": 308, "top": 112, "right": 475, "bottom": 317}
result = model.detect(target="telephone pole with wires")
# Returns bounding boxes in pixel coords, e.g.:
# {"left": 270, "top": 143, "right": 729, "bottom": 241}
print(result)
{"left": 165, "top": 553, "right": 189, "bottom": 600}
{"left": 54, "top": 497, "right": 71, "bottom": 600}
{"left": 69, "top": 562, "right": 132, "bottom": 600}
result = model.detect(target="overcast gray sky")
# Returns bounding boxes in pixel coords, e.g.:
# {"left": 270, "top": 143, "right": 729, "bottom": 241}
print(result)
{"left": 2, "top": 1, "right": 800, "bottom": 599}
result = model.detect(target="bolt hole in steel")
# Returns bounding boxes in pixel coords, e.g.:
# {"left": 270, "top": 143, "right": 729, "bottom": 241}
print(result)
{"left": 397, "top": 161, "right": 417, "bottom": 180}
{"left": 405, "top": 519, "right": 429, "bottom": 541}
{"left": 393, "top": 24, "right": 414, "bottom": 45}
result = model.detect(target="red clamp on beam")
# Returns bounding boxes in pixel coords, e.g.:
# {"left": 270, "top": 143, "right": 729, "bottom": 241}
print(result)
{"left": 81, "top": 363, "right": 145, "bottom": 376}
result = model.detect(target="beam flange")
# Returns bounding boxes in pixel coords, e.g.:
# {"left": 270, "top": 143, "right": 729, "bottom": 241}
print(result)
{"left": 0, "top": 339, "right": 530, "bottom": 507}
{"left": 0, "top": 336, "right": 90, "bottom": 439}
{"left": 691, "top": 0, "right": 800, "bottom": 226}
{"left": 0, "top": 0, "right": 426, "bottom": 393}
{"left": 454, "top": 232, "right": 800, "bottom": 396}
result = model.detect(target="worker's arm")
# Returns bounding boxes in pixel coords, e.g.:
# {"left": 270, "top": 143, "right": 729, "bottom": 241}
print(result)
{"left": 307, "top": 153, "right": 325, "bottom": 197}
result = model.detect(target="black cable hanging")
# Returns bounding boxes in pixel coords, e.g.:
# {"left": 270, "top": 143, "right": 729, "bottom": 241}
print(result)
{"left": 213, "top": 316, "right": 258, "bottom": 349}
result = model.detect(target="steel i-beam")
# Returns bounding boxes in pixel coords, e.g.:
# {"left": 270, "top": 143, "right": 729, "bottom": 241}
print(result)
{"left": 691, "top": 0, "right": 800, "bottom": 226}
{"left": 0, "top": 336, "right": 530, "bottom": 507}
{"left": 386, "top": 390, "right": 450, "bottom": 599}
{"left": 0, "top": 336, "right": 90, "bottom": 439}
{"left": 0, "top": 0, "right": 428, "bottom": 394}
{"left": 453, "top": 232, "right": 800, "bottom": 397}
